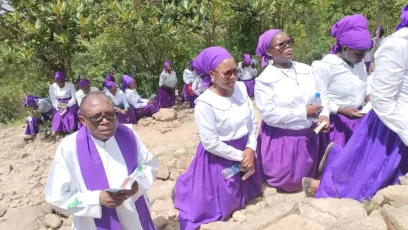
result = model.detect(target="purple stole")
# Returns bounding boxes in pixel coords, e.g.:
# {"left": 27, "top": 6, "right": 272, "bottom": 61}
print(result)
{"left": 76, "top": 124, "right": 155, "bottom": 230}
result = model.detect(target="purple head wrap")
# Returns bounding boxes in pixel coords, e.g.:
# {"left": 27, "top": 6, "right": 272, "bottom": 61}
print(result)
{"left": 192, "top": 46, "right": 233, "bottom": 76}
{"left": 23, "top": 95, "right": 37, "bottom": 108}
{"left": 372, "top": 26, "right": 385, "bottom": 37}
{"left": 78, "top": 78, "right": 89, "bottom": 88}
{"left": 243, "top": 54, "right": 251, "bottom": 65}
{"left": 329, "top": 14, "right": 372, "bottom": 54}
{"left": 255, "top": 29, "right": 283, "bottom": 67}
{"left": 189, "top": 60, "right": 194, "bottom": 70}
{"left": 54, "top": 71, "right": 66, "bottom": 81}
{"left": 103, "top": 74, "right": 115, "bottom": 88}
{"left": 396, "top": 4, "right": 408, "bottom": 31}
{"left": 164, "top": 60, "right": 172, "bottom": 69}
{"left": 121, "top": 75, "right": 135, "bottom": 92}
{"left": 104, "top": 80, "right": 117, "bottom": 89}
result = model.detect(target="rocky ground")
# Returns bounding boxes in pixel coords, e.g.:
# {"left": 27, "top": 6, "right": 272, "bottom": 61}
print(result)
{"left": 0, "top": 101, "right": 407, "bottom": 230}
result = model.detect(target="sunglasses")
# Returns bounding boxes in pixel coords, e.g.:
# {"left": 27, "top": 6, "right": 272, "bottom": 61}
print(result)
{"left": 271, "top": 38, "right": 294, "bottom": 50}
{"left": 83, "top": 110, "right": 117, "bottom": 123}
{"left": 213, "top": 68, "right": 239, "bottom": 80}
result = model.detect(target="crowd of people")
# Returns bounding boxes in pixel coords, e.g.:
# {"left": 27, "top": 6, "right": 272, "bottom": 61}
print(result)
{"left": 30, "top": 4, "right": 408, "bottom": 230}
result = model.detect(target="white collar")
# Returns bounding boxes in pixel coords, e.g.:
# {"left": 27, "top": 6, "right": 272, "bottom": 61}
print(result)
{"left": 257, "top": 61, "right": 312, "bottom": 83}
{"left": 320, "top": 54, "right": 345, "bottom": 65}
{"left": 90, "top": 134, "right": 115, "bottom": 148}
{"left": 196, "top": 82, "right": 247, "bottom": 111}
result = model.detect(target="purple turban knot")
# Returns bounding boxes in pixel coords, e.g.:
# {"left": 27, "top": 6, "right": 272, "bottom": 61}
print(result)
{"left": 103, "top": 74, "right": 115, "bottom": 88}
{"left": 78, "top": 78, "right": 89, "bottom": 88}
{"left": 192, "top": 46, "right": 233, "bottom": 76}
{"left": 396, "top": 4, "right": 408, "bottom": 31}
{"left": 243, "top": 54, "right": 251, "bottom": 65}
{"left": 23, "top": 95, "right": 37, "bottom": 108}
{"left": 255, "top": 29, "right": 282, "bottom": 67}
{"left": 330, "top": 14, "right": 372, "bottom": 54}
{"left": 164, "top": 60, "right": 172, "bottom": 69}
{"left": 54, "top": 71, "right": 66, "bottom": 81}
{"left": 120, "top": 75, "right": 135, "bottom": 92}
{"left": 104, "top": 80, "right": 117, "bottom": 89}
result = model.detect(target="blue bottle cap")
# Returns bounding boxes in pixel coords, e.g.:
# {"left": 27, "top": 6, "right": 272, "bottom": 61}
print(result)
{"left": 315, "top": 92, "right": 321, "bottom": 98}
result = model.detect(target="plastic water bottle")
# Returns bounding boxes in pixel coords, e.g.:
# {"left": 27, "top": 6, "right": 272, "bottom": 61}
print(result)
{"left": 313, "top": 92, "right": 322, "bottom": 120}
{"left": 222, "top": 164, "right": 242, "bottom": 179}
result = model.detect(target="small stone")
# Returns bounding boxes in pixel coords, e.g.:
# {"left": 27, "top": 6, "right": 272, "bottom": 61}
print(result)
{"left": 20, "top": 152, "right": 30, "bottom": 159}
{"left": 0, "top": 206, "right": 7, "bottom": 217}
{"left": 176, "top": 157, "right": 191, "bottom": 170}
{"left": 8, "top": 165, "right": 13, "bottom": 174}
{"left": 232, "top": 210, "right": 247, "bottom": 223}
{"left": 166, "top": 159, "right": 177, "bottom": 168}
{"left": 10, "top": 203, "right": 17, "bottom": 208}
{"left": 262, "top": 186, "right": 278, "bottom": 197}
{"left": 245, "top": 202, "right": 261, "bottom": 215}
{"left": 41, "top": 202, "right": 54, "bottom": 214}
{"left": 153, "top": 216, "right": 167, "bottom": 230}
{"left": 166, "top": 210, "right": 177, "bottom": 220}
{"left": 169, "top": 170, "right": 181, "bottom": 181}
{"left": 156, "top": 165, "right": 170, "bottom": 180}
{"left": 44, "top": 214, "right": 62, "bottom": 229}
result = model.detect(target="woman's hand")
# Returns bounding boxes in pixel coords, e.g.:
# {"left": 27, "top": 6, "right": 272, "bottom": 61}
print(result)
{"left": 241, "top": 148, "right": 255, "bottom": 170}
{"left": 337, "top": 107, "right": 363, "bottom": 119}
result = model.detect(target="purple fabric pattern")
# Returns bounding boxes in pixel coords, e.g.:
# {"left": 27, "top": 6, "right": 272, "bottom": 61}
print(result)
{"left": 116, "top": 106, "right": 137, "bottom": 124}
{"left": 135, "top": 104, "right": 159, "bottom": 121}
{"left": 316, "top": 110, "right": 408, "bottom": 200}
{"left": 51, "top": 98, "right": 78, "bottom": 132}
{"left": 182, "top": 83, "right": 190, "bottom": 102}
{"left": 23, "top": 95, "right": 37, "bottom": 108}
{"left": 78, "top": 79, "right": 89, "bottom": 88}
{"left": 104, "top": 80, "right": 117, "bottom": 89}
{"left": 25, "top": 112, "right": 52, "bottom": 135}
{"left": 329, "top": 14, "right": 372, "bottom": 54}
{"left": 55, "top": 72, "right": 66, "bottom": 81}
{"left": 192, "top": 47, "right": 233, "bottom": 76}
{"left": 121, "top": 75, "right": 134, "bottom": 92}
{"left": 175, "top": 135, "right": 262, "bottom": 230}
{"left": 396, "top": 4, "right": 408, "bottom": 31}
{"left": 76, "top": 124, "right": 155, "bottom": 230}
{"left": 154, "top": 86, "right": 176, "bottom": 109}
{"left": 255, "top": 29, "right": 282, "bottom": 67}
{"left": 243, "top": 54, "right": 251, "bottom": 65}
{"left": 257, "top": 122, "right": 319, "bottom": 192}
{"left": 239, "top": 78, "right": 255, "bottom": 98}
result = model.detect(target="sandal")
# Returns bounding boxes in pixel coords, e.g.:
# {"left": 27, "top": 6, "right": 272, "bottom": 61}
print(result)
{"left": 319, "top": 142, "right": 334, "bottom": 174}
{"left": 302, "top": 177, "right": 315, "bottom": 198}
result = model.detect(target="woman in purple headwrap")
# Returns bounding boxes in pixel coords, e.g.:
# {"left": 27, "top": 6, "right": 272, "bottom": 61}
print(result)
{"left": 254, "top": 29, "right": 330, "bottom": 192}
{"left": 237, "top": 53, "right": 257, "bottom": 97}
{"left": 182, "top": 60, "right": 196, "bottom": 104}
{"left": 312, "top": 14, "right": 372, "bottom": 156}
{"left": 49, "top": 71, "right": 79, "bottom": 141}
{"left": 104, "top": 80, "right": 137, "bottom": 124}
{"left": 154, "top": 61, "right": 177, "bottom": 109}
{"left": 102, "top": 74, "right": 116, "bottom": 94}
{"left": 23, "top": 95, "right": 53, "bottom": 141}
{"left": 303, "top": 5, "right": 408, "bottom": 200}
{"left": 123, "top": 75, "right": 159, "bottom": 121}
{"left": 189, "top": 74, "right": 211, "bottom": 108}
{"left": 75, "top": 78, "right": 99, "bottom": 128}
{"left": 174, "top": 47, "right": 262, "bottom": 229}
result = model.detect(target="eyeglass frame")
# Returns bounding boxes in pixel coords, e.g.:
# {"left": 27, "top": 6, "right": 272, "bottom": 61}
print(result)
{"left": 269, "top": 37, "right": 295, "bottom": 50}
{"left": 212, "top": 68, "right": 239, "bottom": 80}
{"left": 81, "top": 110, "right": 118, "bottom": 124}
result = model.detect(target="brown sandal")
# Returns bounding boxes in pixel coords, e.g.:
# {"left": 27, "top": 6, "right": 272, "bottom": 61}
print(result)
{"left": 319, "top": 142, "right": 334, "bottom": 174}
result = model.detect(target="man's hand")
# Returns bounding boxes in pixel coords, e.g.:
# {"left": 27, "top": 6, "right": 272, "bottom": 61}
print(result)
{"left": 119, "top": 177, "right": 139, "bottom": 197}
{"left": 241, "top": 148, "right": 255, "bottom": 170}
{"left": 99, "top": 190, "right": 129, "bottom": 209}
{"left": 317, "top": 116, "right": 330, "bottom": 132}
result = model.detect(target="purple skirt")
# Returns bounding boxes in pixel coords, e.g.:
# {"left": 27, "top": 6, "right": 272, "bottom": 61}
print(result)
{"left": 135, "top": 104, "right": 159, "bottom": 121}
{"left": 154, "top": 86, "right": 176, "bottom": 109}
{"left": 25, "top": 112, "right": 52, "bottom": 135}
{"left": 175, "top": 135, "right": 262, "bottom": 230}
{"left": 52, "top": 99, "right": 79, "bottom": 132}
{"left": 257, "top": 122, "right": 319, "bottom": 192}
{"left": 239, "top": 78, "right": 255, "bottom": 98}
{"left": 182, "top": 83, "right": 190, "bottom": 102}
{"left": 117, "top": 106, "right": 137, "bottom": 124}
{"left": 189, "top": 95, "right": 198, "bottom": 108}
{"left": 316, "top": 110, "right": 408, "bottom": 200}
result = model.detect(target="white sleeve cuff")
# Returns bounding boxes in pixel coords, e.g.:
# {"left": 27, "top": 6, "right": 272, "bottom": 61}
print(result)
{"left": 330, "top": 104, "right": 340, "bottom": 115}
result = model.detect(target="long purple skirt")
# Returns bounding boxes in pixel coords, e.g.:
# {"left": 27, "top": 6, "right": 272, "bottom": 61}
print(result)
{"left": 258, "top": 122, "right": 319, "bottom": 192}
{"left": 154, "top": 86, "right": 176, "bottom": 109}
{"left": 175, "top": 135, "right": 262, "bottom": 230}
{"left": 52, "top": 100, "right": 79, "bottom": 133}
{"left": 316, "top": 110, "right": 408, "bottom": 200}
{"left": 25, "top": 112, "right": 52, "bottom": 135}
{"left": 239, "top": 78, "right": 255, "bottom": 98}
{"left": 189, "top": 95, "right": 198, "bottom": 108}
{"left": 135, "top": 104, "right": 159, "bottom": 121}
{"left": 117, "top": 106, "right": 137, "bottom": 124}
{"left": 182, "top": 83, "right": 190, "bottom": 102}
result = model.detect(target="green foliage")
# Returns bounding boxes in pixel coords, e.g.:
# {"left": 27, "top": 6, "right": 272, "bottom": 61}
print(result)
{"left": 0, "top": 0, "right": 405, "bottom": 122}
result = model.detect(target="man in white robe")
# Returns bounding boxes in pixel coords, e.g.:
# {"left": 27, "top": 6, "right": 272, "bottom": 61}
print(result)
{"left": 45, "top": 91, "right": 158, "bottom": 230}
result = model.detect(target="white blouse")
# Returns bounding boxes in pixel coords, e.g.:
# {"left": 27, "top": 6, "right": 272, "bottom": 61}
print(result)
{"left": 237, "top": 62, "right": 258, "bottom": 80}
{"left": 312, "top": 54, "right": 367, "bottom": 114}
{"left": 182, "top": 69, "right": 196, "bottom": 84}
{"left": 194, "top": 82, "right": 257, "bottom": 161}
{"left": 49, "top": 82, "right": 77, "bottom": 109}
{"left": 371, "top": 28, "right": 408, "bottom": 146}
{"left": 255, "top": 62, "right": 330, "bottom": 130}
{"left": 75, "top": 87, "right": 99, "bottom": 106}
{"left": 191, "top": 76, "right": 209, "bottom": 96}
{"left": 159, "top": 71, "right": 177, "bottom": 88}
{"left": 105, "top": 90, "right": 129, "bottom": 109}
{"left": 35, "top": 98, "right": 53, "bottom": 113}
{"left": 125, "top": 89, "right": 149, "bottom": 109}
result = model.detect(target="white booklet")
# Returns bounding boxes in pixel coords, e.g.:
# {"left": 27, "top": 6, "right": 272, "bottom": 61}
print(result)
{"left": 360, "top": 102, "right": 373, "bottom": 114}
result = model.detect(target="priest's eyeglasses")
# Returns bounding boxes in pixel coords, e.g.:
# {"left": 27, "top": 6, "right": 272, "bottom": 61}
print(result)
{"left": 84, "top": 111, "right": 117, "bottom": 123}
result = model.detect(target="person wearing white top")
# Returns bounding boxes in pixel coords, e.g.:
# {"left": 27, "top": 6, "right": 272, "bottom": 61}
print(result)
{"left": 49, "top": 71, "right": 79, "bottom": 140}
{"left": 188, "top": 74, "right": 211, "bottom": 108}
{"left": 23, "top": 95, "right": 53, "bottom": 140}
{"left": 312, "top": 17, "right": 372, "bottom": 148}
{"left": 123, "top": 75, "right": 159, "bottom": 121}
{"left": 181, "top": 61, "right": 196, "bottom": 103}
{"left": 237, "top": 54, "right": 258, "bottom": 97}
{"left": 174, "top": 47, "right": 261, "bottom": 230}
{"left": 254, "top": 29, "right": 330, "bottom": 192}
{"left": 155, "top": 60, "right": 177, "bottom": 109}
{"left": 75, "top": 78, "right": 99, "bottom": 129}
{"left": 104, "top": 80, "right": 137, "bottom": 124}
{"left": 45, "top": 92, "right": 158, "bottom": 230}
{"left": 309, "top": 10, "right": 408, "bottom": 201}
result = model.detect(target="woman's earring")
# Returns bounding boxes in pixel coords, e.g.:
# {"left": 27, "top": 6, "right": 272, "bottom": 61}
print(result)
{"left": 211, "top": 78, "right": 214, "bottom": 83}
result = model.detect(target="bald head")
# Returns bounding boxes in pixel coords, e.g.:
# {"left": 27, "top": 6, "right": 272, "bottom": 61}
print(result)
{"left": 80, "top": 91, "right": 114, "bottom": 116}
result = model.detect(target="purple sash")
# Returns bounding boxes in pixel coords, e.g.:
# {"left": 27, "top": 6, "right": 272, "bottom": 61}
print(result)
{"left": 76, "top": 124, "right": 155, "bottom": 230}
